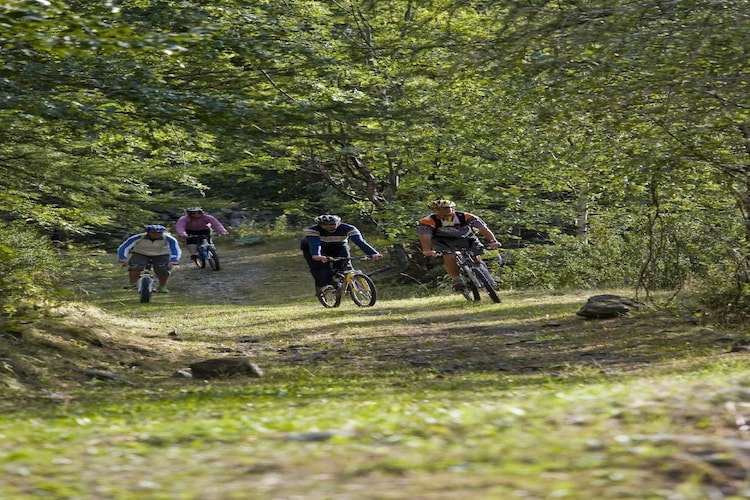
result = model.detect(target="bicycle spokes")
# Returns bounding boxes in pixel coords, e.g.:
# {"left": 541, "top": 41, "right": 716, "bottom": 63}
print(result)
{"left": 317, "top": 286, "right": 341, "bottom": 308}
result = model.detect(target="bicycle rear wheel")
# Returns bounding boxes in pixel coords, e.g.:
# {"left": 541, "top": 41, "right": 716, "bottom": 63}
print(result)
{"left": 350, "top": 273, "right": 376, "bottom": 307}
{"left": 139, "top": 275, "right": 153, "bottom": 303}
{"left": 317, "top": 287, "right": 342, "bottom": 308}
{"left": 206, "top": 247, "right": 220, "bottom": 271}
{"left": 471, "top": 267, "right": 500, "bottom": 303}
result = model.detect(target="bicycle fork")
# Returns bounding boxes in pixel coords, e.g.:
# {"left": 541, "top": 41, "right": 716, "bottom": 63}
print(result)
{"left": 458, "top": 259, "right": 486, "bottom": 289}
{"left": 333, "top": 272, "right": 348, "bottom": 294}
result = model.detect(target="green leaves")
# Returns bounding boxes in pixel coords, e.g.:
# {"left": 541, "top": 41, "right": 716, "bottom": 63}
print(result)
{"left": 1, "top": 0, "right": 750, "bottom": 307}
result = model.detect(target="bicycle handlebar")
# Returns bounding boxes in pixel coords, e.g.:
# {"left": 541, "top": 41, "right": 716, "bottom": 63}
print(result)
{"left": 321, "top": 256, "right": 373, "bottom": 261}
{"left": 433, "top": 250, "right": 476, "bottom": 256}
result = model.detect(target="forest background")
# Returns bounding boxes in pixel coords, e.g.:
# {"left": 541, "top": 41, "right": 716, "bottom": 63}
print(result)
{"left": 2, "top": 0, "right": 749, "bottom": 321}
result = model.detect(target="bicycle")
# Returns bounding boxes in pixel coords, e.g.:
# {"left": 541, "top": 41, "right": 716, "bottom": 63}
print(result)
{"left": 137, "top": 261, "right": 157, "bottom": 303}
{"left": 435, "top": 249, "right": 501, "bottom": 303}
{"left": 193, "top": 235, "right": 220, "bottom": 271}
{"left": 317, "top": 256, "right": 377, "bottom": 308}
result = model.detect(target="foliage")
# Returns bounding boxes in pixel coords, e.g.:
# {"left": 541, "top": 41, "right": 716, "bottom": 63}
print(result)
{"left": 500, "top": 234, "right": 636, "bottom": 290}
{"left": 692, "top": 247, "right": 750, "bottom": 325}
{"left": 2, "top": 0, "right": 750, "bottom": 319}
{"left": 0, "top": 222, "right": 70, "bottom": 315}
{"left": 499, "top": 204, "right": 744, "bottom": 292}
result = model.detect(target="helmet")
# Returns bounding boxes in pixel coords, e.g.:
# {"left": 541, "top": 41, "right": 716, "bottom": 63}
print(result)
{"left": 428, "top": 199, "right": 456, "bottom": 209}
{"left": 186, "top": 207, "right": 204, "bottom": 214}
{"left": 315, "top": 214, "right": 341, "bottom": 225}
{"left": 145, "top": 224, "right": 167, "bottom": 232}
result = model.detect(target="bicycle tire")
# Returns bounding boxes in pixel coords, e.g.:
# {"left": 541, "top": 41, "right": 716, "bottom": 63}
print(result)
{"left": 206, "top": 247, "right": 220, "bottom": 271}
{"left": 349, "top": 273, "right": 376, "bottom": 307}
{"left": 194, "top": 253, "right": 207, "bottom": 268}
{"left": 477, "top": 264, "right": 500, "bottom": 291}
{"left": 317, "top": 287, "right": 342, "bottom": 308}
{"left": 460, "top": 282, "right": 481, "bottom": 302}
{"left": 139, "top": 275, "right": 153, "bottom": 303}
{"left": 456, "top": 267, "right": 481, "bottom": 301}
{"left": 471, "top": 267, "right": 501, "bottom": 303}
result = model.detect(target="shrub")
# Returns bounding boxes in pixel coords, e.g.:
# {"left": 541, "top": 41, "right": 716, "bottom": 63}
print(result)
{"left": 0, "top": 222, "right": 69, "bottom": 315}
{"left": 496, "top": 232, "right": 643, "bottom": 290}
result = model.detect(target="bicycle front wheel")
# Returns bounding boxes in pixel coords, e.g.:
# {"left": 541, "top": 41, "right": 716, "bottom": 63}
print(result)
{"left": 317, "top": 287, "right": 342, "bottom": 308}
{"left": 194, "top": 254, "right": 206, "bottom": 268}
{"left": 349, "top": 273, "right": 376, "bottom": 307}
{"left": 460, "top": 282, "right": 481, "bottom": 302}
{"left": 457, "top": 268, "right": 480, "bottom": 302}
{"left": 471, "top": 267, "right": 500, "bottom": 303}
{"left": 139, "top": 276, "right": 153, "bottom": 303}
{"left": 206, "top": 247, "right": 220, "bottom": 271}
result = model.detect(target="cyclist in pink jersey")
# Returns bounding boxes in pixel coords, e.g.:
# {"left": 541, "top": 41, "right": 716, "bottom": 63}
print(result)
{"left": 175, "top": 208, "right": 229, "bottom": 262}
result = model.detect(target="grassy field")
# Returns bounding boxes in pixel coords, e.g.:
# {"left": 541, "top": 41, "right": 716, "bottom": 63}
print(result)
{"left": 2, "top": 237, "right": 750, "bottom": 499}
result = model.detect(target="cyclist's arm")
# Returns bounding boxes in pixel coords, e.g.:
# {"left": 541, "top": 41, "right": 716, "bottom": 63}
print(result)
{"left": 174, "top": 216, "right": 188, "bottom": 237}
{"left": 467, "top": 214, "right": 501, "bottom": 248}
{"left": 420, "top": 234, "right": 437, "bottom": 256}
{"left": 349, "top": 234, "right": 380, "bottom": 257}
{"left": 166, "top": 235, "right": 182, "bottom": 263}
{"left": 477, "top": 226, "right": 501, "bottom": 248}
{"left": 417, "top": 218, "right": 438, "bottom": 256}
{"left": 305, "top": 236, "right": 323, "bottom": 256}
{"left": 117, "top": 234, "right": 142, "bottom": 261}
{"left": 206, "top": 216, "right": 229, "bottom": 235}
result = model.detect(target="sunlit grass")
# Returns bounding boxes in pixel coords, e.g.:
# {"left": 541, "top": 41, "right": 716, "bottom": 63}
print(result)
{"left": 2, "top": 238, "right": 750, "bottom": 498}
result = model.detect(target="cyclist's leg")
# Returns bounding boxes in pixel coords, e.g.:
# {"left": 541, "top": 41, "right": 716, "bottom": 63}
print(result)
{"left": 433, "top": 238, "right": 464, "bottom": 287}
{"left": 187, "top": 230, "right": 210, "bottom": 258}
{"left": 185, "top": 233, "right": 201, "bottom": 258}
{"left": 301, "top": 241, "right": 334, "bottom": 291}
{"left": 152, "top": 254, "right": 172, "bottom": 288}
{"left": 126, "top": 253, "right": 148, "bottom": 287}
{"left": 328, "top": 247, "right": 350, "bottom": 287}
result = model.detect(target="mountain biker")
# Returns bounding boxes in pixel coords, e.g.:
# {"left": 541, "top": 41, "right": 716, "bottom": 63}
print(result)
{"left": 300, "top": 214, "right": 383, "bottom": 296}
{"left": 417, "top": 199, "right": 502, "bottom": 290}
{"left": 175, "top": 208, "right": 229, "bottom": 262}
{"left": 117, "top": 225, "right": 182, "bottom": 293}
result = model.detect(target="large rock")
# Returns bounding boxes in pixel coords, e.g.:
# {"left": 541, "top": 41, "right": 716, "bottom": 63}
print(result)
{"left": 189, "top": 357, "right": 264, "bottom": 379}
{"left": 576, "top": 294, "right": 644, "bottom": 319}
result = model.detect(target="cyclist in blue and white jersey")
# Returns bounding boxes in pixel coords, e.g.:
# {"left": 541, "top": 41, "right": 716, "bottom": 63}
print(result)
{"left": 300, "top": 215, "right": 383, "bottom": 296}
{"left": 117, "top": 225, "right": 181, "bottom": 293}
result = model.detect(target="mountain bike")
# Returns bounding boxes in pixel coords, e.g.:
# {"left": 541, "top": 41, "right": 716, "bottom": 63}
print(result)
{"left": 435, "top": 249, "right": 501, "bottom": 303}
{"left": 193, "top": 236, "right": 220, "bottom": 271}
{"left": 317, "top": 257, "right": 377, "bottom": 308}
{"left": 137, "top": 262, "right": 157, "bottom": 303}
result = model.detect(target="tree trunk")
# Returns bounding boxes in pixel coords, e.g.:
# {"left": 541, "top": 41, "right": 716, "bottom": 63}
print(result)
{"left": 575, "top": 187, "right": 589, "bottom": 243}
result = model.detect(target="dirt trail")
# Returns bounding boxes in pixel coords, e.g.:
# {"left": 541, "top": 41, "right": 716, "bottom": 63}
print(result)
{"left": 167, "top": 242, "right": 274, "bottom": 302}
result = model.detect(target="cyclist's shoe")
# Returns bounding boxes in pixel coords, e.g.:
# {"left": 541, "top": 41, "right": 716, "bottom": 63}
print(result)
{"left": 123, "top": 283, "right": 137, "bottom": 290}
{"left": 452, "top": 278, "right": 467, "bottom": 291}
{"left": 190, "top": 254, "right": 198, "bottom": 262}
{"left": 319, "top": 285, "right": 335, "bottom": 295}
{"left": 157, "top": 286, "right": 170, "bottom": 293}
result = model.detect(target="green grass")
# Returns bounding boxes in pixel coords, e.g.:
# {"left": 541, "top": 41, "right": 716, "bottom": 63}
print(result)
{"left": 2, "top": 238, "right": 750, "bottom": 499}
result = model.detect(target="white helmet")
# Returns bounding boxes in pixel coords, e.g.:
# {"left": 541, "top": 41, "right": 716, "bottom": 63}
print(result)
{"left": 315, "top": 214, "right": 341, "bottom": 225}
